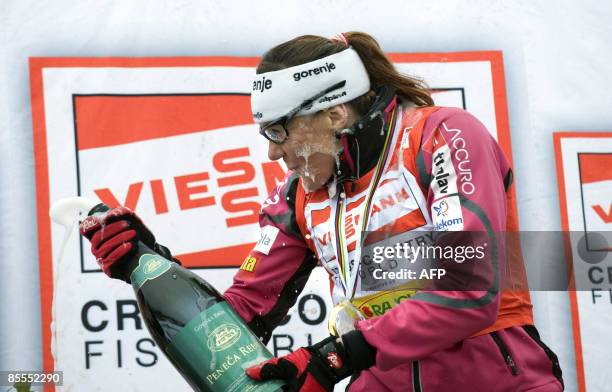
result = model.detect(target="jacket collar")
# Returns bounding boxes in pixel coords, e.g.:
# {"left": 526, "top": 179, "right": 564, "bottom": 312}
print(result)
{"left": 334, "top": 88, "right": 398, "bottom": 184}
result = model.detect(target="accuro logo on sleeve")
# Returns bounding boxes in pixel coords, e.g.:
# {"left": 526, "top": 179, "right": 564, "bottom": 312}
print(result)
{"left": 253, "top": 225, "right": 280, "bottom": 255}
{"left": 442, "top": 123, "right": 475, "bottom": 195}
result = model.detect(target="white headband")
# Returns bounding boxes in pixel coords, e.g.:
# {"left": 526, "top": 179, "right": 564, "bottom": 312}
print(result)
{"left": 250, "top": 48, "right": 370, "bottom": 124}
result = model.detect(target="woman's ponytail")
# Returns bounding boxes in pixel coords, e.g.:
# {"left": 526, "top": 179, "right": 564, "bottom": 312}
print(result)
{"left": 344, "top": 31, "right": 434, "bottom": 108}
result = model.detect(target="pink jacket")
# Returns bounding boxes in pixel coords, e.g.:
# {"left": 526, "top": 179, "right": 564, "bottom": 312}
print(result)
{"left": 224, "top": 106, "right": 563, "bottom": 391}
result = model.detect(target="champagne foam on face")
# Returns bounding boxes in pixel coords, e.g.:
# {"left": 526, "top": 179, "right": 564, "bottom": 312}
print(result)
{"left": 293, "top": 124, "right": 341, "bottom": 193}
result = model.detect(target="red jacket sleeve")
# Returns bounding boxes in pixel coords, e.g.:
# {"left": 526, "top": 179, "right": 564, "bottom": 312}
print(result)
{"left": 224, "top": 172, "right": 317, "bottom": 343}
{"left": 357, "top": 108, "right": 511, "bottom": 370}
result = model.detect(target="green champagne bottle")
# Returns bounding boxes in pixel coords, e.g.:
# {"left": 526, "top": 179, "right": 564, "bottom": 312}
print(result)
{"left": 88, "top": 204, "right": 284, "bottom": 392}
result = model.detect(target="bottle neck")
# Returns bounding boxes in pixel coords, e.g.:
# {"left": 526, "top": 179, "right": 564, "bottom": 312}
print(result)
{"left": 84, "top": 203, "right": 172, "bottom": 284}
{"left": 123, "top": 242, "right": 165, "bottom": 284}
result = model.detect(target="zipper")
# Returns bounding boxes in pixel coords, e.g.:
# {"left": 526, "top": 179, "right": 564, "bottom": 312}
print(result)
{"left": 490, "top": 331, "right": 519, "bottom": 376}
{"left": 412, "top": 360, "right": 422, "bottom": 392}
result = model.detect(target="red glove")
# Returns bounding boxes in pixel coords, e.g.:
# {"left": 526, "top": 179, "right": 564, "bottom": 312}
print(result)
{"left": 79, "top": 206, "right": 174, "bottom": 281}
{"left": 246, "top": 332, "right": 375, "bottom": 392}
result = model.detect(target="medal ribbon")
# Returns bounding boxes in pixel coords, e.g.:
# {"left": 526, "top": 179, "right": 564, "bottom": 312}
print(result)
{"left": 332, "top": 107, "right": 399, "bottom": 298}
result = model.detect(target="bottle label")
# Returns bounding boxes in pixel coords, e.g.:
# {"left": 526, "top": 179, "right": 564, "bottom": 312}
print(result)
{"left": 166, "top": 302, "right": 284, "bottom": 392}
{"left": 131, "top": 254, "right": 172, "bottom": 291}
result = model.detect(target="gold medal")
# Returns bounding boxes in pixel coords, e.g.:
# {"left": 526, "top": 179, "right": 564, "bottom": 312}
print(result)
{"left": 327, "top": 300, "right": 365, "bottom": 337}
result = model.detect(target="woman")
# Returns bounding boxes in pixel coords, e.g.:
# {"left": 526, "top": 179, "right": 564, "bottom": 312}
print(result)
{"left": 81, "top": 32, "right": 564, "bottom": 391}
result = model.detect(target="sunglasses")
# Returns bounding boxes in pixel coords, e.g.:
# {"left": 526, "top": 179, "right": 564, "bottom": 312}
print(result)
{"left": 259, "top": 80, "right": 347, "bottom": 145}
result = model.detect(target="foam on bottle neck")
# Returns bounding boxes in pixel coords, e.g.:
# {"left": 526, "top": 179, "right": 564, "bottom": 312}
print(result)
{"left": 48, "top": 196, "right": 99, "bottom": 378}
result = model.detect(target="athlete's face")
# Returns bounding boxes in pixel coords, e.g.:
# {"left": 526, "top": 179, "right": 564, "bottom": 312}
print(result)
{"left": 266, "top": 105, "right": 353, "bottom": 192}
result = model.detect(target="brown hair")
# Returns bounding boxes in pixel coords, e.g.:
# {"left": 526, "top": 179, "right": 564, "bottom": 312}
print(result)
{"left": 256, "top": 32, "right": 434, "bottom": 113}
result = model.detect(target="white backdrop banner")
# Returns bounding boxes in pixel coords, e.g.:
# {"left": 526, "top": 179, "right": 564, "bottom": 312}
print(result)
{"left": 554, "top": 132, "right": 612, "bottom": 392}
{"left": 30, "top": 53, "right": 514, "bottom": 391}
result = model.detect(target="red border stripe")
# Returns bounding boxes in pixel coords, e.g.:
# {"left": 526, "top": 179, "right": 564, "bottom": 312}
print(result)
{"left": 553, "top": 131, "right": 612, "bottom": 392}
